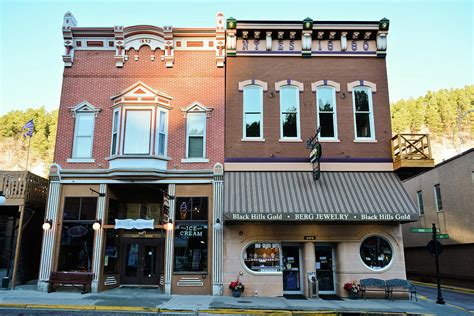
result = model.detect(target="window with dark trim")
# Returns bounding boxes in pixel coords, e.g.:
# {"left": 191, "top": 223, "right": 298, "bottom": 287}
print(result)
{"left": 174, "top": 197, "right": 208, "bottom": 272}
{"left": 434, "top": 184, "right": 443, "bottom": 211}
{"left": 416, "top": 190, "right": 424, "bottom": 215}
{"left": 58, "top": 197, "right": 97, "bottom": 272}
{"left": 360, "top": 236, "right": 392, "bottom": 270}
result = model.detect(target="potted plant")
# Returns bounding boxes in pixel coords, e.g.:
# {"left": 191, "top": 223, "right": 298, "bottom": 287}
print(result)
{"left": 229, "top": 275, "right": 245, "bottom": 297}
{"left": 344, "top": 281, "right": 361, "bottom": 299}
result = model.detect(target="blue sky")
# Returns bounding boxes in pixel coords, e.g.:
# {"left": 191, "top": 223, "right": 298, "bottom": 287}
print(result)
{"left": 0, "top": 0, "right": 472, "bottom": 115}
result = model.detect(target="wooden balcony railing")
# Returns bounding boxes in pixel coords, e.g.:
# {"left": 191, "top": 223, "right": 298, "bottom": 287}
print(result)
{"left": 0, "top": 171, "right": 49, "bottom": 208}
{"left": 391, "top": 134, "right": 435, "bottom": 170}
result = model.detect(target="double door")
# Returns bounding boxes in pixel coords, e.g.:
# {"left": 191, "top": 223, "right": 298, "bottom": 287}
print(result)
{"left": 120, "top": 238, "right": 164, "bottom": 286}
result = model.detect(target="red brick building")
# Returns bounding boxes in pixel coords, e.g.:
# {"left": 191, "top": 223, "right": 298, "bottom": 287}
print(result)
{"left": 38, "top": 12, "right": 226, "bottom": 295}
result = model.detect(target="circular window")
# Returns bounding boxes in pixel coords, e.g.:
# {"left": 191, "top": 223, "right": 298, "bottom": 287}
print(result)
{"left": 360, "top": 236, "right": 393, "bottom": 270}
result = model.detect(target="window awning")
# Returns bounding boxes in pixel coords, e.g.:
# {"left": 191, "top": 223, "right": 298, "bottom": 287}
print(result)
{"left": 223, "top": 172, "right": 418, "bottom": 222}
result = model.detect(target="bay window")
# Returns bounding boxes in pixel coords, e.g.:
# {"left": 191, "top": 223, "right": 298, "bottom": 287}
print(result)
{"left": 123, "top": 110, "right": 152, "bottom": 155}
{"left": 111, "top": 110, "right": 120, "bottom": 155}
{"left": 157, "top": 110, "right": 168, "bottom": 156}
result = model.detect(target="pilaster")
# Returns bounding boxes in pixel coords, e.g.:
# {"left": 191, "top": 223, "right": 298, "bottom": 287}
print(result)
{"left": 91, "top": 183, "right": 107, "bottom": 292}
{"left": 164, "top": 184, "right": 176, "bottom": 294}
{"left": 212, "top": 163, "right": 224, "bottom": 295}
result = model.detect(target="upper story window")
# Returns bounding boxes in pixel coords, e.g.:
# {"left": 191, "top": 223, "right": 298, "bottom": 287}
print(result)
{"left": 187, "top": 113, "right": 206, "bottom": 158}
{"left": 434, "top": 184, "right": 443, "bottom": 212}
{"left": 109, "top": 82, "right": 173, "bottom": 159}
{"left": 69, "top": 101, "right": 101, "bottom": 162}
{"left": 312, "top": 81, "right": 341, "bottom": 141}
{"left": 276, "top": 80, "right": 303, "bottom": 141}
{"left": 181, "top": 101, "right": 213, "bottom": 162}
{"left": 239, "top": 80, "right": 268, "bottom": 141}
{"left": 416, "top": 190, "right": 424, "bottom": 215}
{"left": 123, "top": 109, "right": 152, "bottom": 154}
{"left": 348, "top": 80, "right": 377, "bottom": 141}
{"left": 243, "top": 85, "right": 263, "bottom": 139}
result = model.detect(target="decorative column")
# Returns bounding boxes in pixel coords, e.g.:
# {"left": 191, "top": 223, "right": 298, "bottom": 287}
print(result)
{"left": 37, "top": 165, "right": 62, "bottom": 292}
{"left": 164, "top": 26, "right": 174, "bottom": 68}
{"left": 164, "top": 184, "right": 176, "bottom": 294}
{"left": 62, "top": 11, "right": 77, "bottom": 67}
{"left": 215, "top": 13, "right": 225, "bottom": 67}
{"left": 376, "top": 18, "right": 389, "bottom": 57}
{"left": 212, "top": 163, "right": 224, "bottom": 295}
{"left": 303, "top": 242, "right": 316, "bottom": 298}
{"left": 114, "top": 26, "right": 125, "bottom": 67}
{"left": 302, "top": 17, "right": 313, "bottom": 57}
{"left": 91, "top": 183, "right": 107, "bottom": 292}
{"left": 226, "top": 17, "right": 237, "bottom": 56}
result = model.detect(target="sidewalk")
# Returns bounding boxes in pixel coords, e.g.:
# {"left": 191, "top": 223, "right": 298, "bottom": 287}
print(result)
{"left": 0, "top": 285, "right": 471, "bottom": 315}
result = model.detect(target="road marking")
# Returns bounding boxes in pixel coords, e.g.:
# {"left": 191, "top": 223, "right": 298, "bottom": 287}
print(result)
{"left": 418, "top": 294, "right": 470, "bottom": 313}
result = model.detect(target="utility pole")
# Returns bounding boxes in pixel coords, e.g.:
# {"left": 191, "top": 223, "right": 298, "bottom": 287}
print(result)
{"left": 432, "top": 223, "right": 445, "bottom": 305}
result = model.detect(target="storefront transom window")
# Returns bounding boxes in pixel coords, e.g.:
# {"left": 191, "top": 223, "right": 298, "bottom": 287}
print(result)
{"left": 359, "top": 236, "right": 393, "bottom": 270}
{"left": 243, "top": 242, "right": 281, "bottom": 273}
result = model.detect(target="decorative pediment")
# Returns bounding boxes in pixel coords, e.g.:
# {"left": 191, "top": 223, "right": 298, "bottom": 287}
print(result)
{"left": 69, "top": 101, "right": 101, "bottom": 117}
{"left": 181, "top": 101, "right": 213, "bottom": 117}
{"left": 110, "top": 81, "right": 173, "bottom": 108}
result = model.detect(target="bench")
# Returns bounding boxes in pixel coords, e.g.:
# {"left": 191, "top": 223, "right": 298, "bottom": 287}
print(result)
{"left": 360, "top": 278, "right": 388, "bottom": 299}
{"left": 386, "top": 279, "right": 417, "bottom": 301}
{"left": 48, "top": 271, "right": 94, "bottom": 294}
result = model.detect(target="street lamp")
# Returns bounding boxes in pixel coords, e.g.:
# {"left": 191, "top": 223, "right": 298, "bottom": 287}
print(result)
{"left": 164, "top": 219, "right": 174, "bottom": 231}
{"left": 92, "top": 220, "right": 101, "bottom": 231}
{"left": 0, "top": 191, "right": 6, "bottom": 206}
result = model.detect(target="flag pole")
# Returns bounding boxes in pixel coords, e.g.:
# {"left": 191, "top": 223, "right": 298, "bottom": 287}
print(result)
{"left": 25, "top": 136, "right": 31, "bottom": 171}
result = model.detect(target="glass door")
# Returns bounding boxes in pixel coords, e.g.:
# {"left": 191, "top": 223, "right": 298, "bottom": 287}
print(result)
{"left": 282, "top": 245, "right": 302, "bottom": 294}
{"left": 120, "top": 238, "right": 164, "bottom": 286}
{"left": 315, "top": 244, "right": 336, "bottom": 294}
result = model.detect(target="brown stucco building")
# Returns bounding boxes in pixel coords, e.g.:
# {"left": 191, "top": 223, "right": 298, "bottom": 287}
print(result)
{"left": 402, "top": 148, "right": 474, "bottom": 289}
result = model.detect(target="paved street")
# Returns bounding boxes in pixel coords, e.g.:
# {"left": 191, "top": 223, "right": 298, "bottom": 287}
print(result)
{"left": 415, "top": 283, "right": 474, "bottom": 314}
{"left": 0, "top": 285, "right": 473, "bottom": 315}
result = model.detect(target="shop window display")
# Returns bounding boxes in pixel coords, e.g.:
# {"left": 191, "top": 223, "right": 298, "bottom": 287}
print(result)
{"left": 243, "top": 242, "right": 281, "bottom": 273}
{"left": 360, "top": 236, "right": 393, "bottom": 270}
{"left": 174, "top": 197, "right": 208, "bottom": 272}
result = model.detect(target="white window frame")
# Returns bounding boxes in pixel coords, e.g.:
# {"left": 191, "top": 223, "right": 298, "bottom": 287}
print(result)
{"left": 242, "top": 85, "right": 264, "bottom": 140}
{"left": 433, "top": 184, "right": 443, "bottom": 212}
{"left": 416, "top": 190, "right": 424, "bottom": 215}
{"left": 72, "top": 112, "right": 95, "bottom": 159}
{"left": 279, "top": 85, "right": 301, "bottom": 141}
{"left": 185, "top": 112, "right": 206, "bottom": 160}
{"left": 156, "top": 109, "right": 168, "bottom": 157}
{"left": 351, "top": 85, "right": 376, "bottom": 141}
{"left": 316, "top": 86, "right": 338, "bottom": 141}
{"left": 122, "top": 107, "right": 153, "bottom": 155}
{"left": 110, "top": 108, "right": 120, "bottom": 156}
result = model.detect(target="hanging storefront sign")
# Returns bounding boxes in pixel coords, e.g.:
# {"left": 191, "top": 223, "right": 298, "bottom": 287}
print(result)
{"left": 307, "top": 127, "right": 322, "bottom": 181}
{"left": 114, "top": 219, "right": 154, "bottom": 230}
{"left": 228, "top": 213, "right": 415, "bottom": 221}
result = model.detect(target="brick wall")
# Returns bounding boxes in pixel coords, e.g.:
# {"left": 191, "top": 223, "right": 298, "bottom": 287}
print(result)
{"left": 54, "top": 47, "right": 225, "bottom": 170}
{"left": 225, "top": 56, "right": 392, "bottom": 160}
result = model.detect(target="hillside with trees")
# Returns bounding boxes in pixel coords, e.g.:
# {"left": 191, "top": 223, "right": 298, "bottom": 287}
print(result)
{"left": 391, "top": 85, "right": 473, "bottom": 162}
{"left": 0, "top": 107, "right": 58, "bottom": 177}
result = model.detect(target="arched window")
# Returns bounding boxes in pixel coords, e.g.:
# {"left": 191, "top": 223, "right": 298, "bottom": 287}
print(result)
{"left": 243, "top": 85, "right": 264, "bottom": 139}
{"left": 316, "top": 86, "right": 338, "bottom": 139}
{"left": 280, "top": 85, "right": 300, "bottom": 139}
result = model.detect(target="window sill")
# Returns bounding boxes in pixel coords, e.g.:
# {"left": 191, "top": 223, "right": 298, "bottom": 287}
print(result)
{"left": 181, "top": 158, "right": 209, "bottom": 163}
{"left": 279, "top": 139, "right": 303, "bottom": 143}
{"left": 319, "top": 139, "right": 340, "bottom": 143}
{"left": 67, "top": 158, "right": 95, "bottom": 163}
{"left": 353, "top": 139, "right": 378, "bottom": 143}
{"left": 241, "top": 138, "right": 265, "bottom": 142}
{"left": 106, "top": 155, "right": 171, "bottom": 161}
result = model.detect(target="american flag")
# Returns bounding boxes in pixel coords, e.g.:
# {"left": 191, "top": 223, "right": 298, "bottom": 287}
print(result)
{"left": 22, "top": 119, "right": 34, "bottom": 138}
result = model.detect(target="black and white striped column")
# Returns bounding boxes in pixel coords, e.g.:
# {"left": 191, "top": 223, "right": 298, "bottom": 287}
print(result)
{"left": 91, "top": 183, "right": 106, "bottom": 292}
{"left": 37, "top": 180, "right": 61, "bottom": 292}
{"left": 164, "top": 184, "right": 176, "bottom": 294}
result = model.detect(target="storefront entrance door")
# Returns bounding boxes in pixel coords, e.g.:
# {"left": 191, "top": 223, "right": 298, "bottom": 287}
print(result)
{"left": 120, "top": 238, "right": 164, "bottom": 286}
{"left": 315, "top": 244, "right": 336, "bottom": 294}
{"left": 282, "top": 245, "right": 302, "bottom": 294}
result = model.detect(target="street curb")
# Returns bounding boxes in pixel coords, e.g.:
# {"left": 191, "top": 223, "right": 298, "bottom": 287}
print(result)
{"left": 410, "top": 280, "right": 474, "bottom": 294}
{"left": 0, "top": 304, "right": 432, "bottom": 315}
